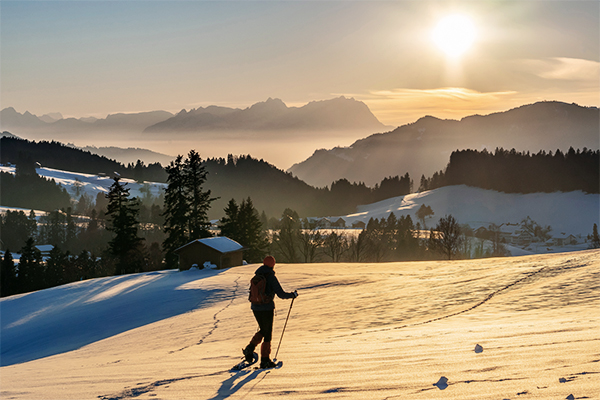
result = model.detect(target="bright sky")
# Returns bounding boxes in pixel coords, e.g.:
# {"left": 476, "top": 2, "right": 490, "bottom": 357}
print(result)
{"left": 1, "top": 0, "right": 598, "bottom": 127}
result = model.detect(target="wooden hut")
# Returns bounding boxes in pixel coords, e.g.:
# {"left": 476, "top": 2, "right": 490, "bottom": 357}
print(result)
{"left": 174, "top": 237, "right": 244, "bottom": 270}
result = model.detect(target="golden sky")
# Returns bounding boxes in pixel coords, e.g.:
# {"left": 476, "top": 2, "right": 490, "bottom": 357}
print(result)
{"left": 1, "top": 1, "right": 598, "bottom": 127}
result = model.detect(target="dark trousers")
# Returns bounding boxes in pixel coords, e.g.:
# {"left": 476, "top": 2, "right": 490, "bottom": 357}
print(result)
{"left": 251, "top": 309, "right": 274, "bottom": 343}
{"left": 248, "top": 309, "right": 275, "bottom": 359}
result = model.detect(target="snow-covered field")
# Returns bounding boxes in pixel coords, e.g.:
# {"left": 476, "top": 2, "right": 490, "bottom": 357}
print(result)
{"left": 1, "top": 250, "right": 598, "bottom": 399}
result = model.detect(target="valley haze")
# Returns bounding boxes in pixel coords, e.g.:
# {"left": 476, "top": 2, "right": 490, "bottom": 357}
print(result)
{"left": 0, "top": 97, "right": 387, "bottom": 171}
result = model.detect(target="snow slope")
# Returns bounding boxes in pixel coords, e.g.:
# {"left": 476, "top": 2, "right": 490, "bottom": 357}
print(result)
{"left": 1, "top": 250, "right": 598, "bottom": 399}
{"left": 336, "top": 185, "right": 599, "bottom": 237}
{"left": 0, "top": 165, "right": 166, "bottom": 201}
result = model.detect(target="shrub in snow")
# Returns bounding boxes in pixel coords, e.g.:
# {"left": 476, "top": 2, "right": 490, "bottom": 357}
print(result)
{"left": 203, "top": 261, "right": 217, "bottom": 269}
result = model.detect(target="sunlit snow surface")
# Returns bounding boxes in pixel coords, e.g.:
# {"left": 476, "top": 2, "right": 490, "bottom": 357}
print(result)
{"left": 1, "top": 250, "right": 598, "bottom": 399}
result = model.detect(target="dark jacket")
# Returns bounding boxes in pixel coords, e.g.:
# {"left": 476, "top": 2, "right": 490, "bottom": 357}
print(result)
{"left": 251, "top": 264, "right": 295, "bottom": 311}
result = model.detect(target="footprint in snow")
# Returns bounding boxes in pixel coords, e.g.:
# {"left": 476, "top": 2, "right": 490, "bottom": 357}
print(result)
{"left": 566, "top": 395, "right": 575, "bottom": 400}
{"left": 474, "top": 344, "right": 483, "bottom": 353}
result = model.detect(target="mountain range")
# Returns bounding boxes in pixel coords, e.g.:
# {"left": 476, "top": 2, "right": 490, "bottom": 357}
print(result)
{"left": 0, "top": 107, "right": 175, "bottom": 135}
{"left": 0, "top": 97, "right": 387, "bottom": 137}
{"left": 288, "top": 101, "right": 600, "bottom": 187}
{"left": 143, "top": 97, "right": 388, "bottom": 133}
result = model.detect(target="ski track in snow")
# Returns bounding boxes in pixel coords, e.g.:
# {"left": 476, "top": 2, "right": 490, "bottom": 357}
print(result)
{"left": 170, "top": 276, "right": 242, "bottom": 354}
{"left": 97, "top": 370, "right": 226, "bottom": 400}
{"left": 335, "top": 259, "right": 588, "bottom": 339}
{"left": 101, "top": 275, "right": 247, "bottom": 400}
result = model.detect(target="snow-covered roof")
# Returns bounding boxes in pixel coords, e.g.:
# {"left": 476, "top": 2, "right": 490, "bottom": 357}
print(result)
{"left": 35, "top": 245, "right": 54, "bottom": 253}
{"left": 176, "top": 237, "right": 244, "bottom": 254}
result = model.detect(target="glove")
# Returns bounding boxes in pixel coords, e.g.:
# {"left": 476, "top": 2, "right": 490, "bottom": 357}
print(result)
{"left": 293, "top": 290, "right": 298, "bottom": 298}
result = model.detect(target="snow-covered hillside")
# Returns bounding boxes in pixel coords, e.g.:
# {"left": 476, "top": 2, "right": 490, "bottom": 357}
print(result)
{"left": 0, "top": 165, "right": 166, "bottom": 201}
{"left": 334, "top": 185, "right": 599, "bottom": 238}
{"left": 1, "top": 250, "right": 598, "bottom": 399}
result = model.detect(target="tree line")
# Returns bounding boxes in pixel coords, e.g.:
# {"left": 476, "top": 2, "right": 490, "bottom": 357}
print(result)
{"left": 419, "top": 147, "right": 599, "bottom": 194}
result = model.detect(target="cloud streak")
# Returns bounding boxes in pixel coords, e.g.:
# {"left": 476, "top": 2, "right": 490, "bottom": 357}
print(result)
{"left": 520, "top": 57, "right": 600, "bottom": 81}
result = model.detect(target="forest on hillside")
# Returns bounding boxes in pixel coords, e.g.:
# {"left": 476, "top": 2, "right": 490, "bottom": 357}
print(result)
{"left": 419, "top": 148, "right": 599, "bottom": 194}
{"left": 0, "top": 137, "right": 413, "bottom": 217}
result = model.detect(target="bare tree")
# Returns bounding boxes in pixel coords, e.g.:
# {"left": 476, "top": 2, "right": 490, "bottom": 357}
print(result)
{"left": 323, "top": 230, "right": 348, "bottom": 262}
{"left": 348, "top": 230, "right": 369, "bottom": 262}
{"left": 273, "top": 208, "right": 301, "bottom": 263}
{"left": 298, "top": 218, "right": 324, "bottom": 263}
{"left": 430, "top": 214, "right": 463, "bottom": 260}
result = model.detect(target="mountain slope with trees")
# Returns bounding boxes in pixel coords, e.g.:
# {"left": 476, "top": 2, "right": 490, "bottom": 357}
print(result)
{"left": 420, "top": 147, "right": 599, "bottom": 194}
{"left": 289, "top": 101, "right": 599, "bottom": 187}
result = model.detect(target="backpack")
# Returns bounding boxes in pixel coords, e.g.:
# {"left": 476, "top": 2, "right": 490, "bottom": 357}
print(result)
{"left": 248, "top": 274, "right": 273, "bottom": 304}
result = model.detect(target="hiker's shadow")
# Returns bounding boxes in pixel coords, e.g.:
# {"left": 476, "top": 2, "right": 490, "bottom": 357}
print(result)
{"left": 209, "top": 369, "right": 267, "bottom": 400}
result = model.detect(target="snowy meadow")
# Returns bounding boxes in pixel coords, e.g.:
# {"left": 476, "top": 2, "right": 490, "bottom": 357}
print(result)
{"left": 1, "top": 250, "right": 598, "bottom": 399}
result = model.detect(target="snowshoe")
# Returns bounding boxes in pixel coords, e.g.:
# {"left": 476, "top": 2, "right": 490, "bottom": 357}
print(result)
{"left": 231, "top": 352, "right": 258, "bottom": 371}
{"left": 259, "top": 359, "right": 277, "bottom": 369}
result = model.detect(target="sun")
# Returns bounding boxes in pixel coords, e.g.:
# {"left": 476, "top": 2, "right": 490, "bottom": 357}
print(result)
{"left": 432, "top": 14, "right": 476, "bottom": 58}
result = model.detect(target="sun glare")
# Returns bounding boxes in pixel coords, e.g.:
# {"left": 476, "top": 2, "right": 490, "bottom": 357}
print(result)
{"left": 432, "top": 14, "right": 476, "bottom": 58}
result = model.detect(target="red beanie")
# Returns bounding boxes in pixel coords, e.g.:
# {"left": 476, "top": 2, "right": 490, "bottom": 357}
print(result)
{"left": 263, "top": 255, "right": 276, "bottom": 268}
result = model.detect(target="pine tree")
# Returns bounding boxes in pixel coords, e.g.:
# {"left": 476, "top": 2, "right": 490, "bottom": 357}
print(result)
{"left": 105, "top": 176, "right": 144, "bottom": 275}
{"left": 162, "top": 151, "right": 216, "bottom": 268}
{"left": 45, "top": 246, "right": 66, "bottom": 287}
{"left": 237, "top": 198, "right": 268, "bottom": 263}
{"left": 184, "top": 150, "right": 214, "bottom": 240}
{"left": 75, "top": 250, "right": 96, "bottom": 280}
{"left": 18, "top": 237, "right": 43, "bottom": 292}
{"left": 220, "top": 198, "right": 268, "bottom": 263}
{"left": 27, "top": 210, "right": 38, "bottom": 241}
{"left": 65, "top": 208, "right": 78, "bottom": 253}
{"left": 219, "top": 199, "right": 240, "bottom": 240}
{"left": 1, "top": 250, "right": 17, "bottom": 297}
{"left": 162, "top": 155, "right": 188, "bottom": 268}
{"left": 590, "top": 223, "right": 600, "bottom": 249}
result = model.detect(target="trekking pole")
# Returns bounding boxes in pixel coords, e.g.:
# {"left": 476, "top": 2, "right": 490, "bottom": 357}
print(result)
{"left": 274, "top": 296, "right": 295, "bottom": 361}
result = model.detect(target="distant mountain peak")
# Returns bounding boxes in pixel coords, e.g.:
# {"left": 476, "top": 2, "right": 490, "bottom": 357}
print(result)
{"left": 248, "top": 97, "right": 288, "bottom": 112}
{"left": 144, "top": 97, "right": 386, "bottom": 133}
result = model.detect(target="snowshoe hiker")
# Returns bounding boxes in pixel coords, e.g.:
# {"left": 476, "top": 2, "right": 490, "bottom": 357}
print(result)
{"left": 243, "top": 255, "right": 297, "bottom": 369}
